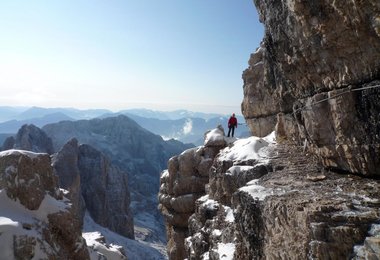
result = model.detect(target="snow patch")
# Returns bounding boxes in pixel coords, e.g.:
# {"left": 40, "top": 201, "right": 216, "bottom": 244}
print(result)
{"left": 212, "top": 229, "right": 222, "bottom": 237}
{"left": 83, "top": 212, "right": 166, "bottom": 260}
{"left": 263, "top": 131, "right": 276, "bottom": 144}
{"left": 83, "top": 232, "right": 126, "bottom": 260}
{"left": 223, "top": 206, "right": 235, "bottom": 223}
{"left": 204, "top": 128, "right": 225, "bottom": 146}
{"left": 214, "top": 242, "right": 235, "bottom": 259}
{"left": 0, "top": 189, "right": 71, "bottom": 260}
{"left": 226, "top": 165, "right": 254, "bottom": 176}
{"left": 218, "top": 136, "right": 269, "bottom": 162}
{"left": 239, "top": 179, "right": 272, "bottom": 201}
{"left": 201, "top": 199, "right": 219, "bottom": 211}
{"left": 0, "top": 149, "right": 47, "bottom": 159}
{"left": 160, "top": 170, "right": 169, "bottom": 179}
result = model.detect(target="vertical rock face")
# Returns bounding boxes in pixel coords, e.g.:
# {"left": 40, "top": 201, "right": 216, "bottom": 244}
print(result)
{"left": 2, "top": 124, "right": 54, "bottom": 154}
{"left": 242, "top": 0, "right": 380, "bottom": 176}
{"left": 52, "top": 138, "right": 85, "bottom": 228}
{"left": 0, "top": 150, "right": 90, "bottom": 259}
{"left": 53, "top": 138, "right": 134, "bottom": 239}
{"left": 78, "top": 143, "right": 134, "bottom": 239}
{"left": 158, "top": 127, "right": 227, "bottom": 260}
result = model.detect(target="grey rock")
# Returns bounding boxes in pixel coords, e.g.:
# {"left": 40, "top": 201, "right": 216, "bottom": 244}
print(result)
{"left": 78, "top": 143, "right": 134, "bottom": 239}
{"left": 2, "top": 124, "right": 54, "bottom": 154}
{"left": 243, "top": 0, "right": 380, "bottom": 176}
{"left": 0, "top": 150, "right": 90, "bottom": 259}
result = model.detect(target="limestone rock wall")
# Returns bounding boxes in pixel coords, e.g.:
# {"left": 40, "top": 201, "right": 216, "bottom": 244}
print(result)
{"left": 53, "top": 138, "right": 134, "bottom": 239}
{"left": 78, "top": 143, "right": 134, "bottom": 239}
{"left": 242, "top": 0, "right": 380, "bottom": 176}
{"left": 2, "top": 124, "right": 54, "bottom": 154}
{"left": 158, "top": 127, "right": 227, "bottom": 260}
{"left": 181, "top": 142, "right": 380, "bottom": 259}
{"left": 0, "top": 150, "right": 90, "bottom": 259}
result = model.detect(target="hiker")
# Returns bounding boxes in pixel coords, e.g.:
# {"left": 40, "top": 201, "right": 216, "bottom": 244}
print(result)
{"left": 227, "top": 113, "right": 237, "bottom": 137}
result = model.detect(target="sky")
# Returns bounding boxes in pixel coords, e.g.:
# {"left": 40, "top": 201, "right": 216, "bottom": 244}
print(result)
{"left": 0, "top": 1, "right": 263, "bottom": 114}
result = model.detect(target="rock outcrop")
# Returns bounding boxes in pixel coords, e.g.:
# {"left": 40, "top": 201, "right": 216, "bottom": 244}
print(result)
{"left": 53, "top": 138, "right": 134, "bottom": 239}
{"left": 159, "top": 1, "right": 380, "bottom": 259}
{"left": 159, "top": 126, "right": 228, "bottom": 259}
{"left": 0, "top": 150, "right": 89, "bottom": 259}
{"left": 78, "top": 143, "right": 134, "bottom": 239}
{"left": 1, "top": 124, "right": 54, "bottom": 154}
{"left": 242, "top": 0, "right": 380, "bottom": 176}
{"left": 52, "top": 138, "right": 85, "bottom": 228}
{"left": 43, "top": 115, "right": 192, "bottom": 243}
{"left": 161, "top": 133, "right": 380, "bottom": 259}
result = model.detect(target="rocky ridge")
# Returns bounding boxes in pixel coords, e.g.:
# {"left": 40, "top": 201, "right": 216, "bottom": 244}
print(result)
{"left": 43, "top": 115, "right": 192, "bottom": 244}
{"left": 160, "top": 130, "right": 380, "bottom": 259}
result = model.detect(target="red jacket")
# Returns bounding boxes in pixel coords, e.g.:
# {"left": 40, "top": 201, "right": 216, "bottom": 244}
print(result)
{"left": 228, "top": 116, "right": 237, "bottom": 127}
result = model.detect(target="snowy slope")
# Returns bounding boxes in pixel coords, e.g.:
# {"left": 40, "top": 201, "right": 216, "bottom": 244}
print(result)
{"left": 0, "top": 189, "right": 70, "bottom": 260}
{"left": 83, "top": 213, "right": 167, "bottom": 260}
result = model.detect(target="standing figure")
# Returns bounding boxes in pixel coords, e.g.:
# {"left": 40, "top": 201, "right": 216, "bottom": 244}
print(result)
{"left": 227, "top": 113, "right": 238, "bottom": 137}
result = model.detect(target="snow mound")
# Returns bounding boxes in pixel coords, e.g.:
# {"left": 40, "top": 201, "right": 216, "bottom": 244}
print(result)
{"left": 0, "top": 149, "right": 47, "bottom": 159}
{"left": 218, "top": 136, "right": 269, "bottom": 162}
{"left": 204, "top": 127, "right": 225, "bottom": 147}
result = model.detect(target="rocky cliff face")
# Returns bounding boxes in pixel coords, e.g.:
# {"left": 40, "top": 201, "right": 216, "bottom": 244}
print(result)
{"left": 43, "top": 115, "right": 192, "bottom": 243}
{"left": 78, "top": 143, "right": 134, "bottom": 239}
{"left": 160, "top": 2, "right": 380, "bottom": 259}
{"left": 0, "top": 150, "right": 90, "bottom": 259}
{"left": 160, "top": 131, "right": 380, "bottom": 259}
{"left": 1, "top": 124, "right": 54, "bottom": 154}
{"left": 158, "top": 126, "right": 229, "bottom": 259}
{"left": 242, "top": 0, "right": 380, "bottom": 176}
{"left": 51, "top": 138, "right": 85, "bottom": 228}
{"left": 53, "top": 138, "right": 134, "bottom": 239}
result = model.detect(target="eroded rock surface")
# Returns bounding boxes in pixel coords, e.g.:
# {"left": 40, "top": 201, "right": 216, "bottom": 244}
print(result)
{"left": 78, "top": 143, "right": 134, "bottom": 239}
{"left": 158, "top": 126, "right": 228, "bottom": 259}
{"left": 2, "top": 124, "right": 54, "bottom": 154}
{"left": 242, "top": 0, "right": 380, "bottom": 176}
{"left": 0, "top": 150, "right": 90, "bottom": 259}
{"left": 183, "top": 142, "right": 380, "bottom": 259}
{"left": 53, "top": 138, "right": 134, "bottom": 239}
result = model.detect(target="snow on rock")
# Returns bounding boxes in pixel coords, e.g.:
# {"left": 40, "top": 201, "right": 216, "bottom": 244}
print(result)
{"left": 225, "top": 165, "right": 255, "bottom": 176}
{"left": 218, "top": 135, "right": 272, "bottom": 162}
{"left": 84, "top": 232, "right": 126, "bottom": 260}
{"left": 201, "top": 198, "right": 219, "bottom": 211}
{"left": 0, "top": 149, "right": 47, "bottom": 160}
{"left": 223, "top": 206, "right": 235, "bottom": 223}
{"left": 239, "top": 179, "right": 273, "bottom": 201}
{"left": 204, "top": 126, "right": 226, "bottom": 147}
{"left": 83, "top": 212, "right": 166, "bottom": 260}
{"left": 211, "top": 242, "right": 236, "bottom": 260}
{"left": 0, "top": 150, "right": 90, "bottom": 259}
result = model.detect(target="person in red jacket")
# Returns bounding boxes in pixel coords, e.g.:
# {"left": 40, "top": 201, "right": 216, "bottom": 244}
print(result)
{"left": 227, "top": 113, "right": 238, "bottom": 137}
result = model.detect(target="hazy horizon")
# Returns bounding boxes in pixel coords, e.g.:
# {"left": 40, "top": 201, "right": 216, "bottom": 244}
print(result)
{"left": 0, "top": 1, "right": 263, "bottom": 114}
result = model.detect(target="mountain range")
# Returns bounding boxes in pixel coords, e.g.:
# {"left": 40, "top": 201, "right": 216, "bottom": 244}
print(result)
{"left": 0, "top": 106, "right": 250, "bottom": 145}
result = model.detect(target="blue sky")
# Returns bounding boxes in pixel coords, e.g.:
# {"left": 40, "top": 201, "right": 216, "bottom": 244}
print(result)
{"left": 0, "top": 1, "right": 263, "bottom": 114}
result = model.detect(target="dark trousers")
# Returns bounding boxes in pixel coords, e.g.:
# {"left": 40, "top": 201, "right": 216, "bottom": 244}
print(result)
{"left": 227, "top": 126, "right": 235, "bottom": 137}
